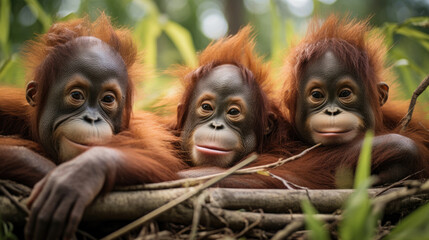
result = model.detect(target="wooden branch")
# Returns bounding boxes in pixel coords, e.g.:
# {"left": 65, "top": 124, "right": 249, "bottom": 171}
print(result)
{"left": 400, "top": 74, "right": 429, "bottom": 132}
{"left": 101, "top": 153, "right": 258, "bottom": 240}
{"left": 3, "top": 186, "right": 429, "bottom": 225}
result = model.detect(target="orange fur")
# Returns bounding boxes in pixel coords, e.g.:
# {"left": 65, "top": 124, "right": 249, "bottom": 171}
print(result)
{"left": 279, "top": 14, "right": 429, "bottom": 187}
{"left": 0, "top": 14, "right": 185, "bottom": 187}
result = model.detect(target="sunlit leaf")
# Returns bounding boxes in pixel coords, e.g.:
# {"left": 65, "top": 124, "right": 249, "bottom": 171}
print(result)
{"left": 403, "top": 16, "right": 429, "bottom": 27}
{"left": 269, "top": 0, "right": 282, "bottom": 66}
{"left": 0, "top": 54, "right": 25, "bottom": 87}
{"left": 24, "top": 0, "right": 52, "bottom": 32}
{"left": 0, "top": 0, "right": 10, "bottom": 58}
{"left": 134, "top": 17, "right": 162, "bottom": 68}
{"left": 163, "top": 21, "right": 197, "bottom": 67}
{"left": 302, "top": 199, "right": 330, "bottom": 240}
{"left": 256, "top": 170, "right": 270, "bottom": 176}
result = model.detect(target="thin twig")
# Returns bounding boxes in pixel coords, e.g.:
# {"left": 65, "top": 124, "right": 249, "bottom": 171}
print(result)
{"left": 372, "top": 179, "right": 429, "bottom": 215}
{"left": 234, "top": 209, "right": 264, "bottom": 239}
{"left": 375, "top": 171, "right": 423, "bottom": 197}
{"left": 117, "top": 143, "right": 321, "bottom": 191}
{"left": 0, "top": 185, "right": 29, "bottom": 215}
{"left": 189, "top": 191, "right": 209, "bottom": 240}
{"left": 101, "top": 154, "right": 259, "bottom": 240}
{"left": 400, "top": 74, "right": 429, "bottom": 132}
{"left": 269, "top": 172, "right": 309, "bottom": 190}
{"left": 238, "top": 143, "right": 322, "bottom": 172}
{"left": 271, "top": 220, "right": 305, "bottom": 240}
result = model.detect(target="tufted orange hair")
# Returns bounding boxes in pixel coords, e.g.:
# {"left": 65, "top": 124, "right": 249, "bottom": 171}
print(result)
{"left": 22, "top": 13, "right": 141, "bottom": 140}
{"left": 282, "top": 14, "right": 395, "bottom": 131}
{"left": 172, "top": 26, "right": 281, "bottom": 152}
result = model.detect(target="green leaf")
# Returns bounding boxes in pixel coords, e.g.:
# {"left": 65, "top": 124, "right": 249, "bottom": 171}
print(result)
{"left": 269, "top": 0, "right": 282, "bottom": 66}
{"left": 0, "top": 54, "right": 26, "bottom": 87}
{"left": 385, "top": 203, "right": 429, "bottom": 240}
{"left": 403, "top": 16, "right": 429, "bottom": 27}
{"left": 163, "top": 21, "right": 197, "bottom": 67}
{"left": 380, "top": 23, "right": 397, "bottom": 46}
{"left": 24, "top": 0, "right": 52, "bottom": 32}
{"left": 134, "top": 17, "right": 162, "bottom": 68}
{"left": 301, "top": 200, "right": 330, "bottom": 240}
{"left": 354, "top": 130, "right": 373, "bottom": 188}
{"left": 395, "top": 26, "right": 429, "bottom": 41}
{"left": 339, "top": 179, "right": 376, "bottom": 240}
{"left": 0, "top": 0, "right": 10, "bottom": 58}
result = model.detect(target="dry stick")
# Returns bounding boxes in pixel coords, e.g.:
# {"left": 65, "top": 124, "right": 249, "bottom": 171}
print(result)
{"left": 375, "top": 171, "right": 423, "bottom": 197}
{"left": 101, "top": 154, "right": 259, "bottom": 240}
{"left": 0, "top": 185, "right": 29, "bottom": 215}
{"left": 271, "top": 220, "right": 306, "bottom": 240}
{"left": 234, "top": 209, "right": 264, "bottom": 239}
{"left": 372, "top": 179, "right": 429, "bottom": 215}
{"left": 118, "top": 143, "right": 321, "bottom": 191}
{"left": 400, "top": 74, "right": 429, "bottom": 132}
{"left": 189, "top": 191, "right": 209, "bottom": 240}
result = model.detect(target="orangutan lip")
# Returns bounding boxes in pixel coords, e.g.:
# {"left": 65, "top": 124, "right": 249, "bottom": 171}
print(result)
{"left": 195, "top": 145, "right": 231, "bottom": 155}
{"left": 62, "top": 137, "right": 91, "bottom": 148}
{"left": 315, "top": 129, "right": 352, "bottom": 136}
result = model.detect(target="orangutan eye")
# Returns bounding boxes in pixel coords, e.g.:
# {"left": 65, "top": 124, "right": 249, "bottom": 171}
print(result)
{"left": 339, "top": 89, "right": 352, "bottom": 98}
{"left": 70, "top": 91, "right": 84, "bottom": 100}
{"left": 311, "top": 91, "right": 324, "bottom": 99}
{"left": 227, "top": 108, "right": 240, "bottom": 115}
{"left": 201, "top": 103, "right": 213, "bottom": 111}
{"left": 102, "top": 94, "right": 115, "bottom": 103}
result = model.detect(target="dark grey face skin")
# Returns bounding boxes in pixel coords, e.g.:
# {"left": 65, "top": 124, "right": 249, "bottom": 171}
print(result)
{"left": 27, "top": 37, "right": 129, "bottom": 162}
{"left": 295, "top": 51, "right": 376, "bottom": 145}
{"left": 181, "top": 64, "right": 257, "bottom": 167}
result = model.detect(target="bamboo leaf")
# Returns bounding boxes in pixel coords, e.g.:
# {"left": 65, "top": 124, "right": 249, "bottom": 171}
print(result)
{"left": 403, "top": 16, "right": 429, "bottom": 27}
{"left": 0, "top": 54, "right": 26, "bottom": 87}
{"left": 24, "top": 0, "right": 52, "bottom": 32}
{"left": 134, "top": 17, "right": 162, "bottom": 68}
{"left": 395, "top": 26, "right": 429, "bottom": 41}
{"left": 0, "top": 0, "right": 10, "bottom": 57}
{"left": 163, "top": 21, "right": 197, "bottom": 67}
{"left": 269, "top": 0, "right": 282, "bottom": 66}
{"left": 302, "top": 200, "right": 330, "bottom": 240}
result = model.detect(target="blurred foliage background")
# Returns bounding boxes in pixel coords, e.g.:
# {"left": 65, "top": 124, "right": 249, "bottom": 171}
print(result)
{"left": 0, "top": 0, "right": 428, "bottom": 115}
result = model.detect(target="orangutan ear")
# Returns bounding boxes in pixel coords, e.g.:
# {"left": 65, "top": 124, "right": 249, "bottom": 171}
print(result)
{"left": 26, "top": 81, "right": 39, "bottom": 107}
{"left": 377, "top": 82, "right": 389, "bottom": 106}
{"left": 265, "top": 112, "right": 276, "bottom": 135}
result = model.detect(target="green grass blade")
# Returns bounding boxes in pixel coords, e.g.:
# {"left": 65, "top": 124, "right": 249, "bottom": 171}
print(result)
{"left": 385, "top": 203, "right": 429, "bottom": 240}
{"left": 301, "top": 199, "right": 330, "bottom": 240}
{"left": 163, "top": 21, "right": 197, "bottom": 67}
{"left": 339, "top": 179, "right": 375, "bottom": 240}
{"left": 354, "top": 130, "right": 373, "bottom": 188}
